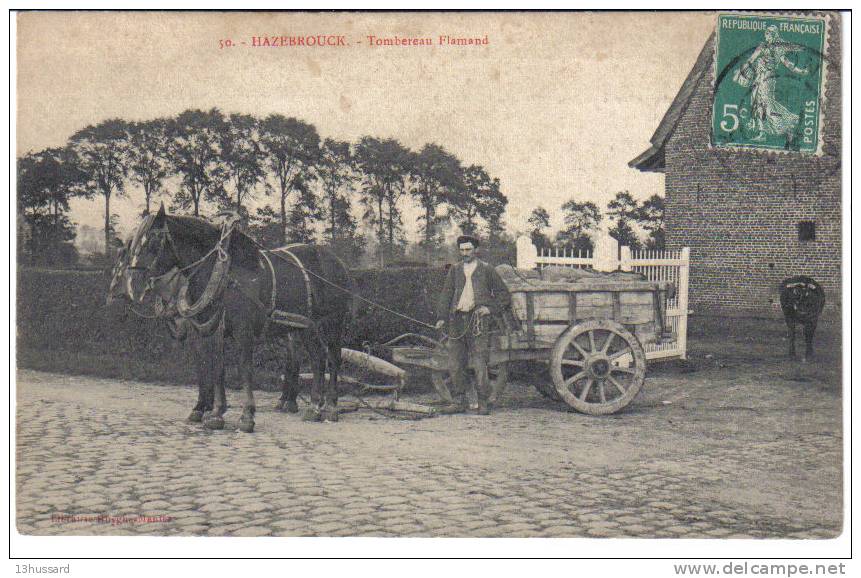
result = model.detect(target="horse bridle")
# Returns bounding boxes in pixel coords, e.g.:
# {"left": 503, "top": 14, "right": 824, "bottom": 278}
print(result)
{"left": 128, "top": 216, "right": 240, "bottom": 320}
{"left": 126, "top": 224, "right": 184, "bottom": 304}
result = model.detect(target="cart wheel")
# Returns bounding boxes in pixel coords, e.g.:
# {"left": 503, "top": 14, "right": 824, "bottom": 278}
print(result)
{"left": 550, "top": 319, "right": 646, "bottom": 415}
{"left": 431, "top": 363, "right": 508, "bottom": 405}
{"left": 533, "top": 379, "right": 562, "bottom": 402}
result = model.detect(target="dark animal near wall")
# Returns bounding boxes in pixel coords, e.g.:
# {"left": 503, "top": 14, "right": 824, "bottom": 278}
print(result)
{"left": 108, "top": 206, "right": 354, "bottom": 431}
{"left": 779, "top": 275, "right": 826, "bottom": 363}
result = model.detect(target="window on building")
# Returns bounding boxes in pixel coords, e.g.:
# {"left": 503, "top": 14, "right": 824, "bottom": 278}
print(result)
{"left": 798, "top": 221, "right": 816, "bottom": 242}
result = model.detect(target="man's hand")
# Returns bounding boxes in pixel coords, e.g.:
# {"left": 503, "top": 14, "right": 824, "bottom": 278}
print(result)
{"left": 435, "top": 320, "right": 445, "bottom": 330}
{"left": 476, "top": 306, "right": 491, "bottom": 317}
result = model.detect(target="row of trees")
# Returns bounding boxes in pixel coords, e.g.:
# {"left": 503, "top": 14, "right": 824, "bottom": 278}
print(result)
{"left": 17, "top": 109, "right": 509, "bottom": 266}
{"left": 528, "top": 191, "right": 665, "bottom": 253}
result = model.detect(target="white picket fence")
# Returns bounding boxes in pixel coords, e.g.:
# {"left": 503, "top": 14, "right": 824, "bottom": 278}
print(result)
{"left": 515, "top": 235, "right": 690, "bottom": 361}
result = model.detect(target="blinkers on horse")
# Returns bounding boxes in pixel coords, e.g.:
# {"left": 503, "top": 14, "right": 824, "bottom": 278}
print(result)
{"left": 111, "top": 205, "right": 354, "bottom": 431}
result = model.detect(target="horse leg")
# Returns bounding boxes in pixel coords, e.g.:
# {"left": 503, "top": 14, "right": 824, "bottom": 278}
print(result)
{"left": 237, "top": 325, "right": 256, "bottom": 433}
{"left": 803, "top": 319, "right": 818, "bottom": 363}
{"left": 276, "top": 335, "right": 301, "bottom": 414}
{"left": 188, "top": 334, "right": 213, "bottom": 423}
{"left": 302, "top": 333, "right": 325, "bottom": 422}
{"left": 321, "top": 342, "right": 341, "bottom": 423}
{"left": 203, "top": 325, "right": 227, "bottom": 431}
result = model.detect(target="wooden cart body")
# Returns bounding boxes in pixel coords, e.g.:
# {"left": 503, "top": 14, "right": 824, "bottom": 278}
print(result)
{"left": 391, "top": 268, "right": 675, "bottom": 415}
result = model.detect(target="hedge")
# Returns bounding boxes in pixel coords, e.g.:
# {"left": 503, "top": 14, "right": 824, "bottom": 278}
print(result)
{"left": 16, "top": 266, "right": 447, "bottom": 384}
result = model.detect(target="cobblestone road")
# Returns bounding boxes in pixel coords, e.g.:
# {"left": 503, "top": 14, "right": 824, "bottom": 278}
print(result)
{"left": 16, "top": 359, "right": 842, "bottom": 538}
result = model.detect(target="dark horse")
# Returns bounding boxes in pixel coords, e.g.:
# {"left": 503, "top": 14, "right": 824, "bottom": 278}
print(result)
{"left": 779, "top": 275, "right": 826, "bottom": 363}
{"left": 107, "top": 205, "right": 354, "bottom": 431}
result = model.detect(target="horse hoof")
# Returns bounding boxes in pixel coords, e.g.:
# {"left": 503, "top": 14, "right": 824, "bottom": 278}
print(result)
{"left": 274, "top": 401, "right": 285, "bottom": 413}
{"left": 321, "top": 409, "right": 339, "bottom": 423}
{"left": 204, "top": 416, "right": 225, "bottom": 430}
{"left": 286, "top": 400, "right": 299, "bottom": 414}
{"left": 302, "top": 408, "right": 322, "bottom": 422}
{"left": 238, "top": 418, "right": 255, "bottom": 433}
{"left": 187, "top": 410, "right": 204, "bottom": 423}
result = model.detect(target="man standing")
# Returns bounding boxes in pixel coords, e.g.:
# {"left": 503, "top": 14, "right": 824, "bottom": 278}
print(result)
{"left": 435, "top": 235, "right": 511, "bottom": 414}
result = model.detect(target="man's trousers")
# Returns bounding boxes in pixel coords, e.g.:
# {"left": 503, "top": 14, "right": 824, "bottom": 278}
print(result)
{"left": 446, "top": 311, "right": 491, "bottom": 407}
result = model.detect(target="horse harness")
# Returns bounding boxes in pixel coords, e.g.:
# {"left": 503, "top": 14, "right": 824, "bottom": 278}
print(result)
{"left": 130, "top": 216, "right": 318, "bottom": 337}
{"left": 259, "top": 244, "right": 316, "bottom": 331}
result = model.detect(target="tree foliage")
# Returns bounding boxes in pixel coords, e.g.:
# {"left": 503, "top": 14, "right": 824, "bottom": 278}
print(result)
{"left": 450, "top": 164, "right": 507, "bottom": 244}
{"left": 355, "top": 136, "right": 411, "bottom": 266}
{"left": 17, "top": 148, "right": 86, "bottom": 265}
{"left": 126, "top": 119, "right": 169, "bottom": 215}
{"left": 318, "top": 139, "right": 364, "bottom": 262}
{"left": 285, "top": 175, "right": 321, "bottom": 244}
{"left": 166, "top": 109, "right": 228, "bottom": 217}
{"left": 606, "top": 191, "right": 642, "bottom": 251}
{"left": 22, "top": 110, "right": 515, "bottom": 268}
{"left": 527, "top": 206, "right": 551, "bottom": 249}
{"left": 557, "top": 200, "right": 601, "bottom": 252}
{"left": 258, "top": 115, "right": 321, "bottom": 245}
{"left": 409, "top": 144, "right": 463, "bottom": 262}
{"left": 638, "top": 194, "right": 666, "bottom": 250}
{"left": 219, "top": 113, "right": 265, "bottom": 213}
{"left": 68, "top": 119, "right": 129, "bottom": 257}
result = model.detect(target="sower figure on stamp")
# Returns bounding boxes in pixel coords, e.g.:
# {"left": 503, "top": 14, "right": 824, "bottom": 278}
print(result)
{"left": 435, "top": 235, "right": 511, "bottom": 415}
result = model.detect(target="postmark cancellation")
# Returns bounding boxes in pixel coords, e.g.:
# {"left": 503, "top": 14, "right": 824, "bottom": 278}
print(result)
{"left": 711, "top": 12, "right": 830, "bottom": 155}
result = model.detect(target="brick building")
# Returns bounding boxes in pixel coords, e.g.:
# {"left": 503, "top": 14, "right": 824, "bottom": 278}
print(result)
{"left": 630, "top": 17, "right": 841, "bottom": 316}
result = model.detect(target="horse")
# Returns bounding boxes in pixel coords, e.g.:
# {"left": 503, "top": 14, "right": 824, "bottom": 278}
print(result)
{"left": 779, "top": 275, "right": 826, "bottom": 363}
{"left": 107, "top": 204, "right": 354, "bottom": 431}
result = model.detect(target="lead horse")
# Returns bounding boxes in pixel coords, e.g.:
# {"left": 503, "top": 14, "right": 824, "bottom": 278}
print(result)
{"left": 107, "top": 205, "right": 354, "bottom": 431}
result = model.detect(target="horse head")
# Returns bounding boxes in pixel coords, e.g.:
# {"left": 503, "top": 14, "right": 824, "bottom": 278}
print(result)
{"left": 106, "top": 235, "right": 132, "bottom": 305}
{"left": 121, "top": 204, "right": 181, "bottom": 304}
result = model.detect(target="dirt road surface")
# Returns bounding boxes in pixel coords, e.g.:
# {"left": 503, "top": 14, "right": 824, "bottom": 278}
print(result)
{"left": 15, "top": 319, "right": 842, "bottom": 538}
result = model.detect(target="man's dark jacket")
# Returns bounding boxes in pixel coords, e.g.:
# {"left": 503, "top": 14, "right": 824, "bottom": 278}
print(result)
{"left": 436, "top": 260, "right": 512, "bottom": 321}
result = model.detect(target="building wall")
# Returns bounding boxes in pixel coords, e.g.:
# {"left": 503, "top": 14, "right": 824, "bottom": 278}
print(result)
{"left": 663, "top": 17, "right": 841, "bottom": 316}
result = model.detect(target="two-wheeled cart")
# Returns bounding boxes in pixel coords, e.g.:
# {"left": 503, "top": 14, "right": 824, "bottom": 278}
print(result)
{"left": 390, "top": 267, "right": 674, "bottom": 415}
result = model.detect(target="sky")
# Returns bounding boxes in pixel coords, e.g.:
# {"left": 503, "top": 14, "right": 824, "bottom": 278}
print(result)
{"left": 15, "top": 11, "right": 717, "bottom": 240}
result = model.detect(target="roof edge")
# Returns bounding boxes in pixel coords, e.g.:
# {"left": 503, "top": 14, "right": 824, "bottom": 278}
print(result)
{"left": 629, "top": 31, "right": 715, "bottom": 173}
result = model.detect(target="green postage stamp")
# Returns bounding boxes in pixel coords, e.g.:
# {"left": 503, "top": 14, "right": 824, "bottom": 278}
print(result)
{"left": 712, "top": 13, "right": 828, "bottom": 154}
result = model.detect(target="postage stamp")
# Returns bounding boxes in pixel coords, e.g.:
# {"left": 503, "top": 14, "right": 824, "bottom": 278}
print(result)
{"left": 712, "top": 13, "right": 828, "bottom": 154}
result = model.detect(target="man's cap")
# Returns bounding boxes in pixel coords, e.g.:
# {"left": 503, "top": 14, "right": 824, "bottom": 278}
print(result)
{"left": 457, "top": 234, "right": 480, "bottom": 248}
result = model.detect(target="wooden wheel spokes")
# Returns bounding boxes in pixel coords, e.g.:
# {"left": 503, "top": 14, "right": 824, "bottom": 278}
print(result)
{"left": 550, "top": 319, "right": 647, "bottom": 415}
{"left": 562, "top": 370, "right": 628, "bottom": 405}
{"left": 601, "top": 331, "right": 616, "bottom": 354}
{"left": 564, "top": 371, "right": 587, "bottom": 388}
{"left": 570, "top": 329, "right": 626, "bottom": 359}
{"left": 570, "top": 376, "right": 624, "bottom": 404}
{"left": 578, "top": 377, "right": 594, "bottom": 401}
{"left": 570, "top": 339, "right": 589, "bottom": 359}
{"left": 606, "top": 375, "right": 627, "bottom": 396}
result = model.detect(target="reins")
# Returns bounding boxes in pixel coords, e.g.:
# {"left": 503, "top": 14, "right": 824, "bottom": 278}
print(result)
{"left": 121, "top": 215, "right": 487, "bottom": 421}
{"left": 127, "top": 215, "right": 491, "bottom": 342}
{"left": 242, "top": 235, "right": 440, "bottom": 332}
